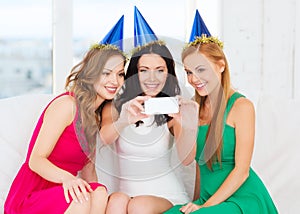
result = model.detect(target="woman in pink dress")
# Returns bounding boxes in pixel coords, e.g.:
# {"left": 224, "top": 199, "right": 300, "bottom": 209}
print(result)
{"left": 4, "top": 16, "right": 126, "bottom": 214}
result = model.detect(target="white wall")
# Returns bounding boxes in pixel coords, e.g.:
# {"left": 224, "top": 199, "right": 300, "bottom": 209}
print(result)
{"left": 220, "top": 0, "right": 299, "bottom": 102}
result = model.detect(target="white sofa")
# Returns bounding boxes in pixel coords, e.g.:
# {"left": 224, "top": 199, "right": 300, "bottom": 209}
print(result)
{"left": 0, "top": 94, "right": 299, "bottom": 213}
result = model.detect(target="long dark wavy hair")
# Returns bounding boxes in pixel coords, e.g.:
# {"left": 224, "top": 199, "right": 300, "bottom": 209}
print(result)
{"left": 115, "top": 41, "right": 181, "bottom": 126}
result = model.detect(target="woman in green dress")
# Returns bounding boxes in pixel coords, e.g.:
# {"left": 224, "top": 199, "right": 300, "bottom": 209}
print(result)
{"left": 164, "top": 10, "right": 278, "bottom": 214}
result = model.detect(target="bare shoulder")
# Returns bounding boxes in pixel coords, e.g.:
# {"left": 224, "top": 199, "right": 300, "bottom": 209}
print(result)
{"left": 230, "top": 97, "right": 255, "bottom": 125}
{"left": 233, "top": 97, "right": 255, "bottom": 114}
{"left": 45, "top": 94, "right": 76, "bottom": 124}
{"left": 48, "top": 94, "right": 75, "bottom": 111}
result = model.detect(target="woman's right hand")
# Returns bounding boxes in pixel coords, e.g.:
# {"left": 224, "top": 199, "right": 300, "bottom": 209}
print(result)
{"left": 62, "top": 175, "right": 93, "bottom": 204}
{"left": 117, "top": 96, "right": 150, "bottom": 125}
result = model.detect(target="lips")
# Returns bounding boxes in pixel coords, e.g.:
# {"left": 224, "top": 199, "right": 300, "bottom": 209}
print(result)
{"left": 144, "top": 83, "right": 160, "bottom": 90}
{"left": 105, "top": 86, "right": 118, "bottom": 94}
{"left": 195, "top": 82, "right": 207, "bottom": 90}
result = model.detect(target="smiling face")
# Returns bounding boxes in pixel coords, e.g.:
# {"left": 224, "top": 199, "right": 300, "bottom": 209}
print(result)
{"left": 137, "top": 53, "right": 168, "bottom": 97}
{"left": 94, "top": 55, "right": 125, "bottom": 102}
{"left": 183, "top": 51, "right": 224, "bottom": 97}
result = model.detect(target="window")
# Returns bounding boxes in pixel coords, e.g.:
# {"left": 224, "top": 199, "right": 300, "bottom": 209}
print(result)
{"left": 0, "top": 1, "right": 52, "bottom": 98}
{"left": 0, "top": 0, "right": 218, "bottom": 99}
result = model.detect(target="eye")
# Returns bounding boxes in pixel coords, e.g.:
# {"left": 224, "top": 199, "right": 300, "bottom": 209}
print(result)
{"left": 119, "top": 72, "right": 125, "bottom": 77}
{"left": 184, "top": 69, "right": 193, "bottom": 76}
{"left": 139, "top": 69, "right": 148, "bottom": 73}
{"left": 186, "top": 71, "right": 192, "bottom": 76}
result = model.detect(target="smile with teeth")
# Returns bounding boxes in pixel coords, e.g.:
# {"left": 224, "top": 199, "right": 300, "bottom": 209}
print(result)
{"left": 105, "top": 86, "right": 118, "bottom": 93}
{"left": 144, "top": 83, "right": 160, "bottom": 90}
{"left": 195, "top": 82, "right": 207, "bottom": 90}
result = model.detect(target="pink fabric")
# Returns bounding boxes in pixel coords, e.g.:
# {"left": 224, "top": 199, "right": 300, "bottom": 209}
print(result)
{"left": 4, "top": 92, "right": 105, "bottom": 214}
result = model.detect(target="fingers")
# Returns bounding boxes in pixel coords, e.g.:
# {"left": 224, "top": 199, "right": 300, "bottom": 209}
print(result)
{"left": 178, "top": 100, "right": 199, "bottom": 118}
{"left": 63, "top": 178, "right": 92, "bottom": 204}
{"left": 180, "top": 202, "right": 200, "bottom": 213}
{"left": 121, "top": 96, "right": 150, "bottom": 124}
{"left": 178, "top": 97, "right": 198, "bottom": 107}
{"left": 180, "top": 202, "right": 192, "bottom": 213}
{"left": 135, "top": 95, "right": 151, "bottom": 102}
{"left": 175, "top": 95, "right": 183, "bottom": 105}
{"left": 63, "top": 186, "right": 70, "bottom": 203}
{"left": 83, "top": 180, "right": 93, "bottom": 193}
{"left": 125, "top": 100, "right": 143, "bottom": 116}
{"left": 76, "top": 181, "right": 90, "bottom": 202}
{"left": 176, "top": 95, "right": 197, "bottom": 107}
{"left": 129, "top": 96, "right": 151, "bottom": 113}
{"left": 69, "top": 185, "right": 80, "bottom": 203}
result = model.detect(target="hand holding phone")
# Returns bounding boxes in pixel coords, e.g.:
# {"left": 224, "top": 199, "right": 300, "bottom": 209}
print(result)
{"left": 143, "top": 97, "right": 179, "bottom": 115}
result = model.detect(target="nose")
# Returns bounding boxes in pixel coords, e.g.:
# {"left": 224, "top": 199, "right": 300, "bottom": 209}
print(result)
{"left": 150, "top": 70, "right": 157, "bottom": 81}
{"left": 109, "top": 73, "right": 118, "bottom": 85}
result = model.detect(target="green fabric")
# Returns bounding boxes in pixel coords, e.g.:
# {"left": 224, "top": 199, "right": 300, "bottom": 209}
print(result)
{"left": 164, "top": 92, "right": 278, "bottom": 214}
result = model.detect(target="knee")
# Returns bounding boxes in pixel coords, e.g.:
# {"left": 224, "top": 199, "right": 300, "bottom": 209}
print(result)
{"left": 91, "top": 186, "right": 108, "bottom": 203}
{"left": 128, "top": 196, "right": 148, "bottom": 214}
{"left": 108, "top": 192, "right": 130, "bottom": 204}
{"left": 106, "top": 192, "right": 130, "bottom": 213}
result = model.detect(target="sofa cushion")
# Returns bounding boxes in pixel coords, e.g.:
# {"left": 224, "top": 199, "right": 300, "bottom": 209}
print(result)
{"left": 0, "top": 94, "right": 54, "bottom": 211}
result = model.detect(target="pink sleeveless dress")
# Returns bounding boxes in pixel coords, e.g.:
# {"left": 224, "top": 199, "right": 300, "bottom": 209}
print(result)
{"left": 4, "top": 92, "right": 105, "bottom": 214}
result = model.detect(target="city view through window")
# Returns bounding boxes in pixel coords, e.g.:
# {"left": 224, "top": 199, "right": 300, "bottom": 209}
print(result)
{"left": 0, "top": 1, "right": 52, "bottom": 98}
{"left": 0, "top": 0, "right": 190, "bottom": 99}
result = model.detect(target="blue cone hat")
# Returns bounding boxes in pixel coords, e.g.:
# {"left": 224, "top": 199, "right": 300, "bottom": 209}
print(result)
{"left": 134, "top": 6, "right": 158, "bottom": 47}
{"left": 100, "top": 15, "right": 124, "bottom": 50}
{"left": 189, "top": 10, "right": 211, "bottom": 42}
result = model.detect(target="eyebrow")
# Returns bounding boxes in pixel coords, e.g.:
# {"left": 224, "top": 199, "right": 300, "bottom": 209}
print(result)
{"left": 103, "top": 68, "right": 125, "bottom": 73}
{"left": 103, "top": 68, "right": 113, "bottom": 72}
{"left": 195, "top": 65, "right": 205, "bottom": 70}
{"left": 138, "top": 65, "right": 166, "bottom": 69}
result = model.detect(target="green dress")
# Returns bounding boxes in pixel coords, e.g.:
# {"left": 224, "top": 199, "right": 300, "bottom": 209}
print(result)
{"left": 164, "top": 92, "right": 278, "bottom": 214}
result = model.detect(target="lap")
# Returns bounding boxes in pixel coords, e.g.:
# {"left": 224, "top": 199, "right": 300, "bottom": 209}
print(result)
{"left": 129, "top": 195, "right": 173, "bottom": 214}
{"left": 22, "top": 182, "right": 105, "bottom": 213}
{"left": 164, "top": 201, "right": 242, "bottom": 214}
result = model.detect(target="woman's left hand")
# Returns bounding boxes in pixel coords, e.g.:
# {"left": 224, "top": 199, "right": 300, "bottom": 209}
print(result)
{"left": 179, "top": 202, "right": 203, "bottom": 213}
{"left": 169, "top": 96, "right": 199, "bottom": 129}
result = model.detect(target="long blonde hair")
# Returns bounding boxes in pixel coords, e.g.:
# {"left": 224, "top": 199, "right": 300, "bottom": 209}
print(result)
{"left": 65, "top": 48, "right": 126, "bottom": 157}
{"left": 182, "top": 42, "right": 231, "bottom": 170}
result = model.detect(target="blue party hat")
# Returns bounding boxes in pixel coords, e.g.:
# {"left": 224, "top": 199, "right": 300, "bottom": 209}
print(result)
{"left": 189, "top": 10, "right": 211, "bottom": 42}
{"left": 100, "top": 15, "right": 124, "bottom": 50}
{"left": 134, "top": 6, "right": 158, "bottom": 47}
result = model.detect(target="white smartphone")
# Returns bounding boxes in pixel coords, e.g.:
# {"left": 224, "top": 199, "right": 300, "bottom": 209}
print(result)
{"left": 143, "top": 97, "right": 179, "bottom": 115}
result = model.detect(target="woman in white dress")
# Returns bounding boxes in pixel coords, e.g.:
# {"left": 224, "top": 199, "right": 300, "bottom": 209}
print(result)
{"left": 100, "top": 41, "right": 199, "bottom": 213}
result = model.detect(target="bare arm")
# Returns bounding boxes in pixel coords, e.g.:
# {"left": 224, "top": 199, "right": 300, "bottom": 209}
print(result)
{"left": 193, "top": 164, "right": 200, "bottom": 201}
{"left": 202, "top": 98, "right": 255, "bottom": 207}
{"left": 180, "top": 98, "right": 255, "bottom": 213}
{"left": 29, "top": 95, "right": 76, "bottom": 183}
{"left": 100, "top": 96, "right": 150, "bottom": 145}
{"left": 170, "top": 97, "right": 199, "bottom": 166}
{"left": 99, "top": 102, "right": 124, "bottom": 145}
{"left": 29, "top": 95, "right": 92, "bottom": 203}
